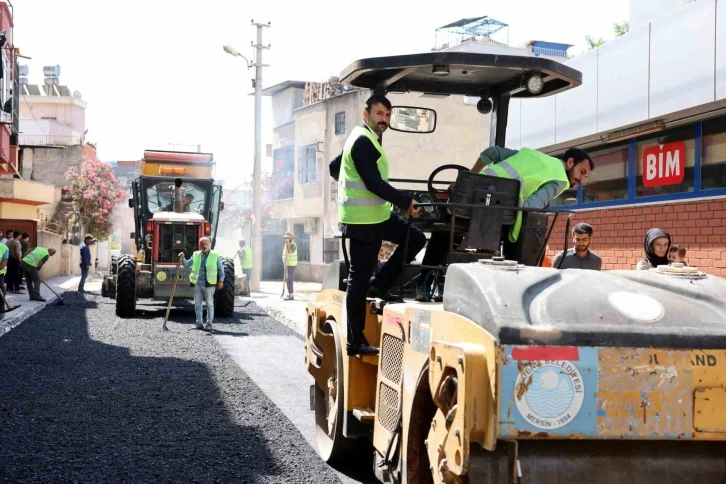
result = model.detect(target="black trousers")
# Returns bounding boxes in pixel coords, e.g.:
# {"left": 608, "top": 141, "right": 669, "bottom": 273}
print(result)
{"left": 6, "top": 257, "right": 19, "bottom": 292}
{"left": 345, "top": 215, "right": 426, "bottom": 346}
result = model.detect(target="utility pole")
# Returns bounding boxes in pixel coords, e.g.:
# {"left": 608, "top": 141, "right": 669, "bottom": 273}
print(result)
{"left": 250, "top": 20, "right": 270, "bottom": 293}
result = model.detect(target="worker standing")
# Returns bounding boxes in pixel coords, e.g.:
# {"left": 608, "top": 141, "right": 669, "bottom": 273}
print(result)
{"left": 236, "top": 240, "right": 253, "bottom": 288}
{"left": 22, "top": 246, "right": 57, "bottom": 302}
{"left": 78, "top": 234, "right": 96, "bottom": 293}
{"left": 282, "top": 232, "right": 297, "bottom": 300}
{"left": 330, "top": 94, "right": 426, "bottom": 356}
{"left": 179, "top": 237, "right": 224, "bottom": 332}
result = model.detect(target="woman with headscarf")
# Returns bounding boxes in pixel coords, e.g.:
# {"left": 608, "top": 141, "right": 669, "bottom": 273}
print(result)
{"left": 636, "top": 228, "right": 671, "bottom": 270}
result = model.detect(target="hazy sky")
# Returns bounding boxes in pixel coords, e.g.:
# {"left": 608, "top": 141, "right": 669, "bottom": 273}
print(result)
{"left": 13, "top": 0, "right": 629, "bottom": 188}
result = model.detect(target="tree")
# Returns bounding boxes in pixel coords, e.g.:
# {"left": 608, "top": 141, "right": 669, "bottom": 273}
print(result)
{"left": 66, "top": 159, "right": 126, "bottom": 241}
{"left": 585, "top": 20, "right": 629, "bottom": 50}
{"left": 586, "top": 35, "right": 606, "bottom": 50}
{"left": 613, "top": 21, "right": 630, "bottom": 37}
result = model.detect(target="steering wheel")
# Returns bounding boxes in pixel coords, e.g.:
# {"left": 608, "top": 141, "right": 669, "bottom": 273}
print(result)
{"left": 427, "top": 163, "right": 469, "bottom": 209}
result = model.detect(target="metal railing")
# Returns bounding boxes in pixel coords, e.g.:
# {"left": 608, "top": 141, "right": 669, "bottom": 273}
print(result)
{"left": 18, "top": 134, "right": 83, "bottom": 147}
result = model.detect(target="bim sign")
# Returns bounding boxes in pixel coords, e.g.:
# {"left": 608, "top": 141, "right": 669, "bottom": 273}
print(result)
{"left": 642, "top": 141, "right": 686, "bottom": 187}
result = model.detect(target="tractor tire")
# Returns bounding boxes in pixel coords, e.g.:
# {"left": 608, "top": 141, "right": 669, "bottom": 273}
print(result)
{"left": 215, "top": 256, "right": 235, "bottom": 317}
{"left": 115, "top": 256, "right": 137, "bottom": 317}
{"left": 111, "top": 255, "right": 119, "bottom": 275}
{"left": 101, "top": 279, "right": 108, "bottom": 297}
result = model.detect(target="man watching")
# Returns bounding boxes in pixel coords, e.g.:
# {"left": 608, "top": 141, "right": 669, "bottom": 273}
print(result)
{"left": 179, "top": 237, "right": 224, "bottom": 332}
{"left": 552, "top": 222, "right": 602, "bottom": 270}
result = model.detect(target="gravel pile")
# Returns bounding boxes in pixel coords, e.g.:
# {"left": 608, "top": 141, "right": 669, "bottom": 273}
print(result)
{"left": 0, "top": 293, "right": 340, "bottom": 483}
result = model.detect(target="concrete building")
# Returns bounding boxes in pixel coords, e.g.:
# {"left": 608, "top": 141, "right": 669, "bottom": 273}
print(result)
{"left": 507, "top": 0, "right": 726, "bottom": 276}
{"left": 0, "top": 1, "right": 57, "bottom": 246}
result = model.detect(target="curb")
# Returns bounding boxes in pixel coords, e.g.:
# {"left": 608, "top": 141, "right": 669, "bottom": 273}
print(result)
{"left": 0, "top": 281, "right": 79, "bottom": 338}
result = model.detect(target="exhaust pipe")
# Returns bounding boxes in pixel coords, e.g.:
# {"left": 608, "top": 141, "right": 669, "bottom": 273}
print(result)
{"left": 174, "top": 178, "right": 183, "bottom": 212}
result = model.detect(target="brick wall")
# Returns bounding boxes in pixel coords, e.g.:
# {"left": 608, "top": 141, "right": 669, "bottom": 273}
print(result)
{"left": 545, "top": 199, "right": 726, "bottom": 276}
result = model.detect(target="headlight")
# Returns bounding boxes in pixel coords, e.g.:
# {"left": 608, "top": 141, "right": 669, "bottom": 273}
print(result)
{"left": 525, "top": 74, "right": 544, "bottom": 95}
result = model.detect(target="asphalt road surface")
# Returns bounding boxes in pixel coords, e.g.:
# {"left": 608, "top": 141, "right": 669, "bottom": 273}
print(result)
{"left": 0, "top": 292, "right": 369, "bottom": 483}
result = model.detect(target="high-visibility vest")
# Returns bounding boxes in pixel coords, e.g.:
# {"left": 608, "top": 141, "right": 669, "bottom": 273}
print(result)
{"left": 483, "top": 148, "right": 570, "bottom": 242}
{"left": 338, "top": 125, "right": 391, "bottom": 224}
{"left": 0, "top": 243, "right": 7, "bottom": 275}
{"left": 283, "top": 242, "right": 298, "bottom": 267}
{"left": 189, "top": 250, "right": 219, "bottom": 285}
{"left": 239, "top": 246, "right": 253, "bottom": 269}
{"left": 23, "top": 247, "right": 50, "bottom": 268}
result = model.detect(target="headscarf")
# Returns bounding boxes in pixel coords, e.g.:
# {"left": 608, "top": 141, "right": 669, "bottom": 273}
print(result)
{"left": 643, "top": 228, "right": 671, "bottom": 268}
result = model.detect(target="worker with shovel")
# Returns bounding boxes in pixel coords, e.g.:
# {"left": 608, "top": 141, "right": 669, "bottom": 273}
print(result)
{"left": 0, "top": 241, "right": 9, "bottom": 295}
{"left": 178, "top": 237, "right": 224, "bottom": 332}
{"left": 22, "top": 246, "right": 57, "bottom": 302}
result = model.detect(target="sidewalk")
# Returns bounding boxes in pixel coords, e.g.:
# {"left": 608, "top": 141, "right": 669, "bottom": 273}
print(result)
{"left": 0, "top": 274, "right": 83, "bottom": 337}
{"left": 241, "top": 280, "right": 322, "bottom": 336}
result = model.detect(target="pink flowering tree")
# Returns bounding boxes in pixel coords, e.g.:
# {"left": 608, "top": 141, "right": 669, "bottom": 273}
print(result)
{"left": 66, "top": 159, "right": 126, "bottom": 241}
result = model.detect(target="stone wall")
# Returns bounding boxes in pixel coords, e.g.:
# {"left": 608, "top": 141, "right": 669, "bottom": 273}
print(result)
{"left": 20, "top": 145, "right": 86, "bottom": 188}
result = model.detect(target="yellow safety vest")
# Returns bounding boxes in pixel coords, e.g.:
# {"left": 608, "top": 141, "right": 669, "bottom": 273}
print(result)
{"left": 338, "top": 125, "right": 391, "bottom": 224}
{"left": 23, "top": 247, "right": 50, "bottom": 268}
{"left": 283, "top": 242, "right": 298, "bottom": 267}
{"left": 189, "top": 250, "right": 219, "bottom": 285}
{"left": 0, "top": 243, "right": 7, "bottom": 275}
{"left": 239, "top": 246, "right": 253, "bottom": 269}
{"left": 483, "top": 148, "right": 569, "bottom": 242}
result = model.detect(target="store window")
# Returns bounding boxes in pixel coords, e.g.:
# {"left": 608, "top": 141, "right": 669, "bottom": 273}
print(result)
{"left": 635, "top": 125, "right": 695, "bottom": 197}
{"left": 581, "top": 142, "right": 629, "bottom": 203}
{"left": 701, "top": 117, "right": 726, "bottom": 190}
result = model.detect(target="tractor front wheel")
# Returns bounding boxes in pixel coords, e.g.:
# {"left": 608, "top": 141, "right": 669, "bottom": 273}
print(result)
{"left": 215, "top": 256, "right": 235, "bottom": 317}
{"left": 115, "top": 256, "right": 136, "bottom": 317}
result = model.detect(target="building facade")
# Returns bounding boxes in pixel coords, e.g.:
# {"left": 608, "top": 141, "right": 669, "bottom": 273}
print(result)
{"left": 507, "top": 0, "right": 726, "bottom": 275}
{"left": 264, "top": 82, "right": 492, "bottom": 281}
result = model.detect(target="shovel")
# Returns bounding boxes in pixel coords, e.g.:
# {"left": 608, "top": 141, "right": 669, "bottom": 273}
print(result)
{"left": 163, "top": 254, "right": 184, "bottom": 332}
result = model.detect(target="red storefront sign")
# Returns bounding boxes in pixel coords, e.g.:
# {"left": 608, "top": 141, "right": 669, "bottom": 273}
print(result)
{"left": 642, "top": 141, "right": 686, "bottom": 187}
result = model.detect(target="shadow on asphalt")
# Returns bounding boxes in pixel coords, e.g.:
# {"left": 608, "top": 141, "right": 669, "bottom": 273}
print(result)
{"left": 0, "top": 291, "right": 329, "bottom": 482}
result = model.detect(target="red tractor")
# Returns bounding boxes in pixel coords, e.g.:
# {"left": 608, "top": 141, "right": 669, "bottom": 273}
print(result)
{"left": 102, "top": 150, "right": 236, "bottom": 318}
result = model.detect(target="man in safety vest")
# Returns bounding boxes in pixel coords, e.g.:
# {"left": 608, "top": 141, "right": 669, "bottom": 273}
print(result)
{"left": 235, "top": 240, "right": 253, "bottom": 288}
{"left": 282, "top": 232, "right": 298, "bottom": 300}
{"left": 417, "top": 146, "right": 594, "bottom": 300}
{"left": 0, "top": 240, "right": 9, "bottom": 297}
{"left": 330, "top": 94, "right": 427, "bottom": 356}
{"left": 21, "top": 246, "right": 57, "bottom": 302}
{"left": 179, "top": 236, "right": 224, "bottom": 332}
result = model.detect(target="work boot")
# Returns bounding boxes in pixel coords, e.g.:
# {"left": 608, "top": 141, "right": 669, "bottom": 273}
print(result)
{"left": 33, "top": 297, "right": 46, "bottom": 302}
{"left": 195, "top": 323, "right": 204, "bottom": 330}
{"left": 203, "top": 323, "right": 213, "bottom": 332}
{"left": 346, "top": 341, "right": 379, "bottom": 356}
{"left": 416, "top": 284, "right": 428, "bottom": 302}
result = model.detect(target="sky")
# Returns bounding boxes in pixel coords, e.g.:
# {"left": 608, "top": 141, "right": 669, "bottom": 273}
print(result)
{"left": 13, "top": 0, "right": 630, "bottom": 189}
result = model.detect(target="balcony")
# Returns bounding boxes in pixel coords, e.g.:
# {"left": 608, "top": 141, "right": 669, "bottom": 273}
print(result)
{"left": 0, "top": 178, "right": 55, "bottom": 206}
{"left": 18, "top": 134, "right": 82, "bottom": 147}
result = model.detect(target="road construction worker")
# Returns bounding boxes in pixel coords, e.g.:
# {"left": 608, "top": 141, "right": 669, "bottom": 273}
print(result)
{"left": 282, "top": 232, "right": 297, "bottom": 300}
{"left": 236, "top": 240, "right": 253, "bottom": 286}
{"left": 0, "top": 241, "right": 8, "bottom": 297}
{"left": 22, "top": 246, "right": 57, "bottom": 302}
{"left": 179, "top": 236, "right": 224, "bottom": 332}
{"left": 329, "top": 94, "right": 427, "bottom": 356}
{"left": 417, "top": 146, "right": 594, "bottom": 300}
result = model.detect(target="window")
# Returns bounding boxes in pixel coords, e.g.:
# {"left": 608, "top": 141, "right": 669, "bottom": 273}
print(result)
{"left": 293, "top": 223, "right": 310, "bottom": 262}
{"left": 635, "top": 125, "right": 695, "bottom": 197}
{"left": 298, "top": 144, "right": 317, "bottom": 184}
{"left": 701, "top": 117, "right": 726, "bottom": 190}
{"left": 323, "top": 238, "right": 340, "bottom": 263}
{"left": 331, "top": 181, "right": 338, "bottom": 202}
{"left": 335, "top": 112, "right": 346, "bottom": 135}
{"left": 271, "top": 146, "right": 294, "bottom": 199}
{"left": 582, "top": 142, "right": 629, "bottom": 203}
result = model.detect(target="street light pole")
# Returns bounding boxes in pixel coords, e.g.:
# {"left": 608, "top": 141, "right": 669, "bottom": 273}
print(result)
{"left": 223, "top": 21, "right": 270, "bottom": 294}
{"left": 250, "top": 20, "right": 270, "bottom": 293}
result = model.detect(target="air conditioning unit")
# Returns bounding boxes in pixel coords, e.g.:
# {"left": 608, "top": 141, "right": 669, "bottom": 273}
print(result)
{"left": 304, "top": 218, "right": 318, "bottom": 234}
